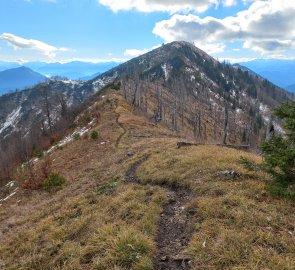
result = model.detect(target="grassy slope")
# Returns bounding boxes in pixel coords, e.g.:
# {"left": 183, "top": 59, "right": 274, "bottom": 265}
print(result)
{"left": 0, "top": 90, "right": 294, "bottom": 270}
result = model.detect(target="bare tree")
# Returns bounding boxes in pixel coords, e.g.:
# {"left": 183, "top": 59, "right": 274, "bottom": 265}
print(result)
{"left": 223, "top": 104, "right": 228, "bottom": 145}
{"left": 172, "top": 100, "right": 178, "bottom": 130}
{"left": 42, "top": 87, "right": 53, "bottom": 135}
{"left": 57, "top": 93, "right": 67, "bottom": 118}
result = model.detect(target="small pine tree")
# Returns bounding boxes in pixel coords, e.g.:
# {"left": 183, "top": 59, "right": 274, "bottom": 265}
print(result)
{"left": 91, "top": 130, "right": 99, "bottom": 140}
{"left": 261, "top": 102, "right": 295, "bottom": 185}
{"left": 33, "top": 148, "right": 44, "bottom": 158}
{"left": 43, "top": 172, "right": 66, "bottom": 192}
{"left": 73, "top": 133, "right": 81, "bottom": 141}
{"left": 239, "top": 102, "right": 295, "bottom": 201}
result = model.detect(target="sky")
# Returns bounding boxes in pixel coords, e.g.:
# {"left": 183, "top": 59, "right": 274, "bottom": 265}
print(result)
{"left": 0, "top": 0, "right": 295, "bottom": 64}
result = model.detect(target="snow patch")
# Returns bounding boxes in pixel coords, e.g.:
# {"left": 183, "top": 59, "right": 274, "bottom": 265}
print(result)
{"left": 0, "top": 107, "right": 22, "bottom": 135}
{"left": 161, "top": 63, "right": 169, "bottom": 81}
{"left": 92, "top": 73, "right": 118, "bottom": 93}
{"left": 46, "top": 120, "right": 96, "bottom": 155}
{"left": 259, "top": 103, "right": 269, "bottom": 113}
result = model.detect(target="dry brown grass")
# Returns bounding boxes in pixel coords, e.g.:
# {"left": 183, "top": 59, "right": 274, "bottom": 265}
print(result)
{"left": 0, "top": 184, "right": 166, "bottom": 270}
{"left": 0, "top": 90, "right": 294, "bottom": 270}
{"left": 136, "top": 144, "right": 295, "bottom": 269}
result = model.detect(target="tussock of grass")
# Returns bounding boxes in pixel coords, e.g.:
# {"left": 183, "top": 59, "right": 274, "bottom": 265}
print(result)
{"left": 0, "top": 184, "right": 166, "bottom": 270}
{"left": 136, "top": 144, "right": 295, "bottom": 270}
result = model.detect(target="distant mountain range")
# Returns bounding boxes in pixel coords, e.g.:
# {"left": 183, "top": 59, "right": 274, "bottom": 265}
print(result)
{"left": 0, "top": 61, "right": 121, "bottom": 95}
{"left": 80, "top": 72, "right": 102, "bottom": 81}
{"left": 238, "top": 59, "right": 295, "bottom": 92}
{"left": 0, "top": 67, "right": 47, "bottom": 95}
{"left": 286, "top": 84, "right": 295, "bottom": 92}
{"left": 0, "top": 61, "right": 120, "bottom": 80}
{"left": 1, "top": 58, "right": 295, "bottom": 96}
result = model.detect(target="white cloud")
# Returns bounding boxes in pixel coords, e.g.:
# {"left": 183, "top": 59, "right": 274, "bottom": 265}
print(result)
{"left": 243, "top": 40, "right": 295, "bottom": 55}
{"left": 217, "top": 57, "right": 257, "bottom": 63}
{"left": 222, "top": 0, "right": 237, "bottom": 7}
{"left": 0, "top": 33, "right": 68, "bottom": 58}
{"left": 194, "top": 42, "right": 225, "bottom": 54}
{"left": 98, "top": 0, "right": 236, "bottom": 14}
{"left": 152, "top": 0, "right": 295, "bottom": 55}
{"left": 153, "top": 14, "right": 228, "bottom": 55}
{"left": 124, "top": 44, "right": 161, "bottom": 57}
{"left": 58, "top": 57, "right": 127, "bottom": 64}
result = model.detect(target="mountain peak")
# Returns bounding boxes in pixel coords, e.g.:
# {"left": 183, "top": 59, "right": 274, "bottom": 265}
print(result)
{"left": 0, "top": 66, "right": 47, "bottom": 95}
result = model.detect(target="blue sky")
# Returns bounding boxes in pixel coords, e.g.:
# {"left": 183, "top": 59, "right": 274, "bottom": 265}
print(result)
{"left": 0, "top": 0, "right": 295, "bottom": 63}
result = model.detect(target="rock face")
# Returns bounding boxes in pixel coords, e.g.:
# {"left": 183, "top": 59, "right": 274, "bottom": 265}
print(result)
{"left": 219, "top": 170, "right": 240, "bottom": 179}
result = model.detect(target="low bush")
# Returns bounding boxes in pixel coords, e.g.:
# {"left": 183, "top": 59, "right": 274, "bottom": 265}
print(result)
{"left": 43, "top": 172, "right": 66, "bottom": 192}
{"left": 110, "top": 82, "right": 121, "bottom": 91}
{"left": 73, "top": 133, "right": 81, "bottom": 141}
{"left": 91, "top": 131, "right": 99, "bottom": 140}
{"left": 33, "top": 148, "right": 44, "bottom": 158}
{"left": 240, "top": 101, "right": 295, "bottom": 201}
{"left": 49, "top": 134, "right": 60, "bottom": 145}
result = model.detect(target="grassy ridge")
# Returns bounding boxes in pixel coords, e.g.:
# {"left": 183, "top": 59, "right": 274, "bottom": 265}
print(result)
{"left": 137, "top": 145, "right": 295, "bottom": 269}
{"left": 0, "top": 91, "right": 294, "bottom": 269}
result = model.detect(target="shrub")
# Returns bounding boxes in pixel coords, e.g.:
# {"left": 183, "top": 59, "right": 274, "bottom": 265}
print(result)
{"left": 241, "top": 101, "right": 295, "bottom": 201}
{"left": 73, "top": 133, "right": 81, "bottom": 141}
{"left": 33, "top": 148, "right": 44, "bottom": 158}
{"left": 19, "top": 164, "right": 44, "bottom": 190}
{"left": 111, "top": 82, "right": 121, "bottom": 90}
{"left": 261, "top": 102, "right": 295, "bottom": 185}
{"left": 50, "top": 134, "right": 60, "bottom": 145}
{"left": 239, "top": 156, "right": 262, "bottom": 171}
{"left": 91, "top": 131, "right": 99, "bottom": 140}
{"left": 43, "top": 172, "right": 66, "bottom": 192}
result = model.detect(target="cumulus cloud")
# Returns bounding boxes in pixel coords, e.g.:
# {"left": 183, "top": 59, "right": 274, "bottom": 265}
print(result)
{"left": 153, "top": 0, "right": 295, "bottom": 55}
{"left": 98, "top": 0, "right": 237, "bottom": 14}
{"left": 222, "top": 0, "right": 237, "bottom": 7}
{"left": 59, "top": 57, "right": 127, "bottom": 64}
{"left": 243, "top": 40, "right": 295, "bottom": 55}
{"left": 218, "top": 57, "right": 257, "bottom": 63}
{"left": 0, "top": 33, "right": 68, "bottom": 58}
{"left": 153, "top": 14, "right": 229, "bottom": 54}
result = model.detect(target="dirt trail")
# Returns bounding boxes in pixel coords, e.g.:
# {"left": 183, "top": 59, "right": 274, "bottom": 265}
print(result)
{"left": 125, "top": 157, "right": 195, "bottom": 270}
{"left": 115, "top": 113, "right": 128, "bottom": 148}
